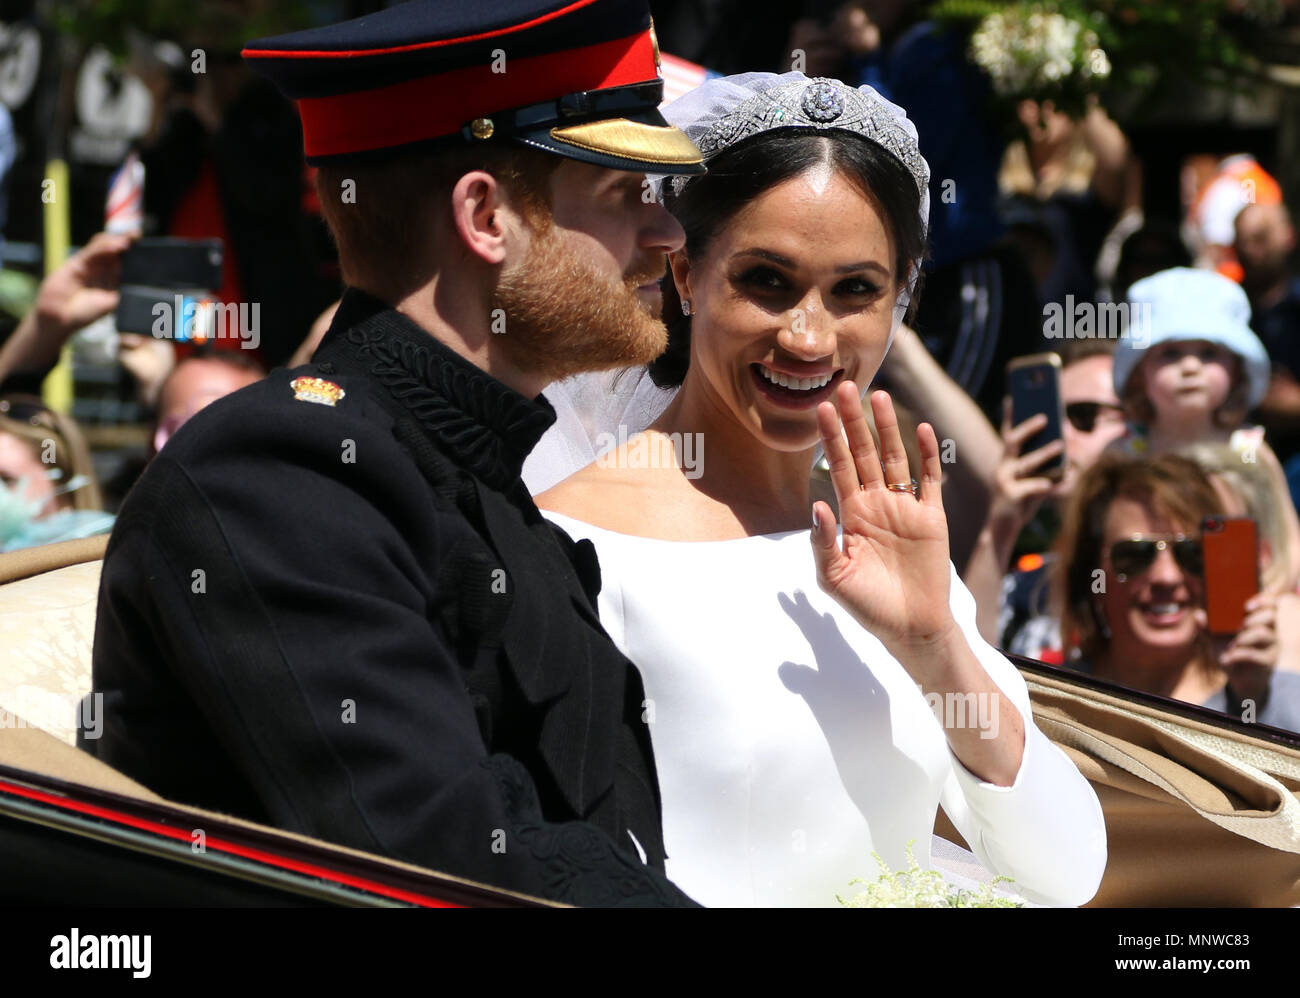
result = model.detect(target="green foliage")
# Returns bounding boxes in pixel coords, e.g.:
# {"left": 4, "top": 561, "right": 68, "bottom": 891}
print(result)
{"left": 44, "top": 0, "right": 314, "bottom": 58}
{"left": 0, "top": 270, "right": 38, "bottom": 321}
{"left": 837, "top": 841, "right": 1025, "bottom": 908}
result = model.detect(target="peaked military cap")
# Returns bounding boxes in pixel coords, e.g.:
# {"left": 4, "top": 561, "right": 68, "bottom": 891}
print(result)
{"left": 242, "top": 0, "right": 705, "bottom": 174}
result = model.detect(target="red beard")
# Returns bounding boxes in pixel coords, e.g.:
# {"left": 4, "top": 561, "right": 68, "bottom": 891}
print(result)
{"left": 490, "top": 220, "right": 669, "bottom": 384}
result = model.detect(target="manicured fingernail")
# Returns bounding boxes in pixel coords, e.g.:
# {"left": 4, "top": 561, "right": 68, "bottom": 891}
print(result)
{"left": 812, "top": 507, "right": 820, "bottom": 529}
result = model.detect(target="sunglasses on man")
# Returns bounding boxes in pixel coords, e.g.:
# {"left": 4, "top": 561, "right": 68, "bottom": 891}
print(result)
{"left": 1108, "top": 535, "right": 1203, "bottom": 583}
{"left": 1065, "top": 401, "right": 1125, "bottom": 433}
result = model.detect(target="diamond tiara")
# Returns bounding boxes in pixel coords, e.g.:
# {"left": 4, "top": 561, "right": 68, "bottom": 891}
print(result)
{"left": 670, "top": 77, "right": 929, "bottom": 200}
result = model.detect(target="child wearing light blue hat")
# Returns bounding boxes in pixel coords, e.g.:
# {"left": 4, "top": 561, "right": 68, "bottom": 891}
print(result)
{"left": 1111, "top": 266, "right": 1300, "bottom": 588}
{"left": 1113, "top": 267, "right": 1270, "bottom": 450}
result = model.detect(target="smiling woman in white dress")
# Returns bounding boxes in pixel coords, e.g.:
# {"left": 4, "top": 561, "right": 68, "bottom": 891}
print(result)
{"left": 537, "top": 73, "right": 1107, "bottom": 908}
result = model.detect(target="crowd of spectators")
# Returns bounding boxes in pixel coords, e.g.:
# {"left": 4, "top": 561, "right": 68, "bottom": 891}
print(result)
{"left": 1, "top": 1, "right": 1298, "bottom": 736}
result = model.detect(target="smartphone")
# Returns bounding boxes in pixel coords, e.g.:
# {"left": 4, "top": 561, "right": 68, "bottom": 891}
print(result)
{"left": 1202, "top": 516, "right": 1259, "bottom": 635}
{"left": 116, "top": 286, "right": 217, "bottom": 340}
{"left": 120, "top": 238, "right": 224, "bottom": 291}
{"left": 1007, "top": 353, "right": 1065, "bottom": 479}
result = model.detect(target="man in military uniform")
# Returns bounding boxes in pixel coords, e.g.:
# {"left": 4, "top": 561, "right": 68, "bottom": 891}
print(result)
{"left": 87, "top": 0, "right": 704, "bottom": 906}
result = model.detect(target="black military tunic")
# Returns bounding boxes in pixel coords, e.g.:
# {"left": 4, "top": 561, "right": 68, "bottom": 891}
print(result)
{"left": 88, "top": 288, "right": 693, "bottom": 906}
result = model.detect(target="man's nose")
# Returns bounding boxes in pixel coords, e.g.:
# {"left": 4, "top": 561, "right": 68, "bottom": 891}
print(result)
{"left": 1062, "top": 419, "right": 1081, "bottom": 456}
{"left": 640, "top": 199, "right": 685, "bottom": 255}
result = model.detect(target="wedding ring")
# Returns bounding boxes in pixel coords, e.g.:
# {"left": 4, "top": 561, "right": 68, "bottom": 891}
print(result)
{"left": 886, "top": 479, "right": 919, "bottom": 495}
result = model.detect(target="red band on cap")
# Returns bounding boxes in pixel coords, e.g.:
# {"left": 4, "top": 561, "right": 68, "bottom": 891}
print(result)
{"left": 296, "top": 30, "right": 656, "bottom": 159}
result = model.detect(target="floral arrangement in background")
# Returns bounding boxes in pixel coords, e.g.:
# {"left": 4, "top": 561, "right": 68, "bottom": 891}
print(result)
{"left": 837, "top": 842, "right": 1025, "bottom": 908}
{"left": 967, "top": 4, "right": 1110, "bottom": 117}
{"left": 930, "top": 0, "right": 1290, "bottom": 123}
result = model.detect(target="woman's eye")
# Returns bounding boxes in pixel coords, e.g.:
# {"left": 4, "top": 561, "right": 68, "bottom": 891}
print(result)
{"left": 739, "top": 267, "right": 786, "bottom": 290}
{"left": 836, "top": 278, "right": 880, "bottom": 296}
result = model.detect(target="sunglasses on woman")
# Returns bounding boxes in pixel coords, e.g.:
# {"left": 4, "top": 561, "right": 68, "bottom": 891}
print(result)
{"left": 1065, "top": 401, "right": 1124, "bottom": 433}
{"left": 1108, "top": 535, "right": 1203, "bottom": 582}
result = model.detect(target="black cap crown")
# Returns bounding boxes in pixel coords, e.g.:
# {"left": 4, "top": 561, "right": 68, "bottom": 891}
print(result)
{"left": 243, "top": 0, "right": 704, "bottom": 173}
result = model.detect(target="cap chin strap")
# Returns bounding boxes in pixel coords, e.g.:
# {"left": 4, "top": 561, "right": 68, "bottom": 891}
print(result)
{"left": 460, "top": 80, "right": 665, "bottom": 143}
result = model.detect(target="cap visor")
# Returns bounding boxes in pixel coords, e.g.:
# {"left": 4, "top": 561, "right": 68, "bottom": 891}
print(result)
{"left": 518, "top": 113, "right": 704, "bottom": 175}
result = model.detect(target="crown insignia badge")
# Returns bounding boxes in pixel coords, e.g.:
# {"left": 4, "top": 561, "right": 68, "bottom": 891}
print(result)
{"left": 290, "top": 376, "right": 346, "bottom": 407}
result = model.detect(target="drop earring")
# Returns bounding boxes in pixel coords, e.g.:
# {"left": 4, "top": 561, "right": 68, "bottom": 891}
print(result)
{"left": 681, "top": 299, "right": 692, "bottom": 316}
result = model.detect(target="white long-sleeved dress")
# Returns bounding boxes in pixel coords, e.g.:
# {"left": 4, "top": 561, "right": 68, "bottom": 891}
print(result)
{"left": 544, "top": 511, "right": 1108, "bottom": 907}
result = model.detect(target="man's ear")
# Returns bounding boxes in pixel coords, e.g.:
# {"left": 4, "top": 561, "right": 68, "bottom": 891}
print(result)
{"left": 450, "top": 170, "right": 508, "bottom": 266}
{"left": 669, "top": 250, "right": 692, "bottom": 306}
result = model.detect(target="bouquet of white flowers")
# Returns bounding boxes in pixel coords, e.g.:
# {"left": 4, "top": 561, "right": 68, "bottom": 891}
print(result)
{"left": 931, "top": 0, "right": 1286, "bottom": 125}
{"left": 969, "top": 5, "right": 1109, "bottom": 107}
{"left": 838, "top": 842, "right": 1024, "bottom": 908}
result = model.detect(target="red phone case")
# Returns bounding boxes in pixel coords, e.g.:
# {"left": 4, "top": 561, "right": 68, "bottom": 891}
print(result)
{"left": 1202, "top": 517, "right": 1259, "bottom": 635}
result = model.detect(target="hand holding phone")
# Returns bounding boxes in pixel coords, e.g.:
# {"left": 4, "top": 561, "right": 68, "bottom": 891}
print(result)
{"left": 990, "top": 398, "right": 1066, "bottom": 530}
{"left": 1202, "top": 516, "right": 1259, "bottom": 635}
{"left": 1006, "top": 353, "right": 1065, "bottom": 481}
{"left": 1214, "top": 593, "right": 1279, "bottom": 709}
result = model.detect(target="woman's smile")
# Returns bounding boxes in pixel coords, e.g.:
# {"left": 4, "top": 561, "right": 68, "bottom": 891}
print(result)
{"left": 750, "top": 362, "right": 845, "bottom": 408}
{"left": 1122, "top": 585, "right": 1201, "bottom": 651}
{"left": 1132, "top": 594, "right": 1194, "bottom": 628}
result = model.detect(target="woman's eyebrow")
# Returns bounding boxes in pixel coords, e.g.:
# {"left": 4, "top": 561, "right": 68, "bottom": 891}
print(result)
{"left": 734, "top": 248, "right": 793, "bottom": 266}
{"left": 834, "top": 260, "right": 892, "bottom": 277}
{"left": 733, "top": 248, "right": 891, "bottom": 276}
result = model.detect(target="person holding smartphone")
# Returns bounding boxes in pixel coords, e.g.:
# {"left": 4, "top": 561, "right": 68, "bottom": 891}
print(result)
{"left": 0, "top": 232, "right": 133, "bottom": 391}
{"left": 965, "top": 337, "right": 1128, "bottom": 653}
{"left": 1181, "top": 440, "right": 1300, "bottom": 680}
{"left": 1054, "top": 452, "right": 1300, "bottom": 730}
